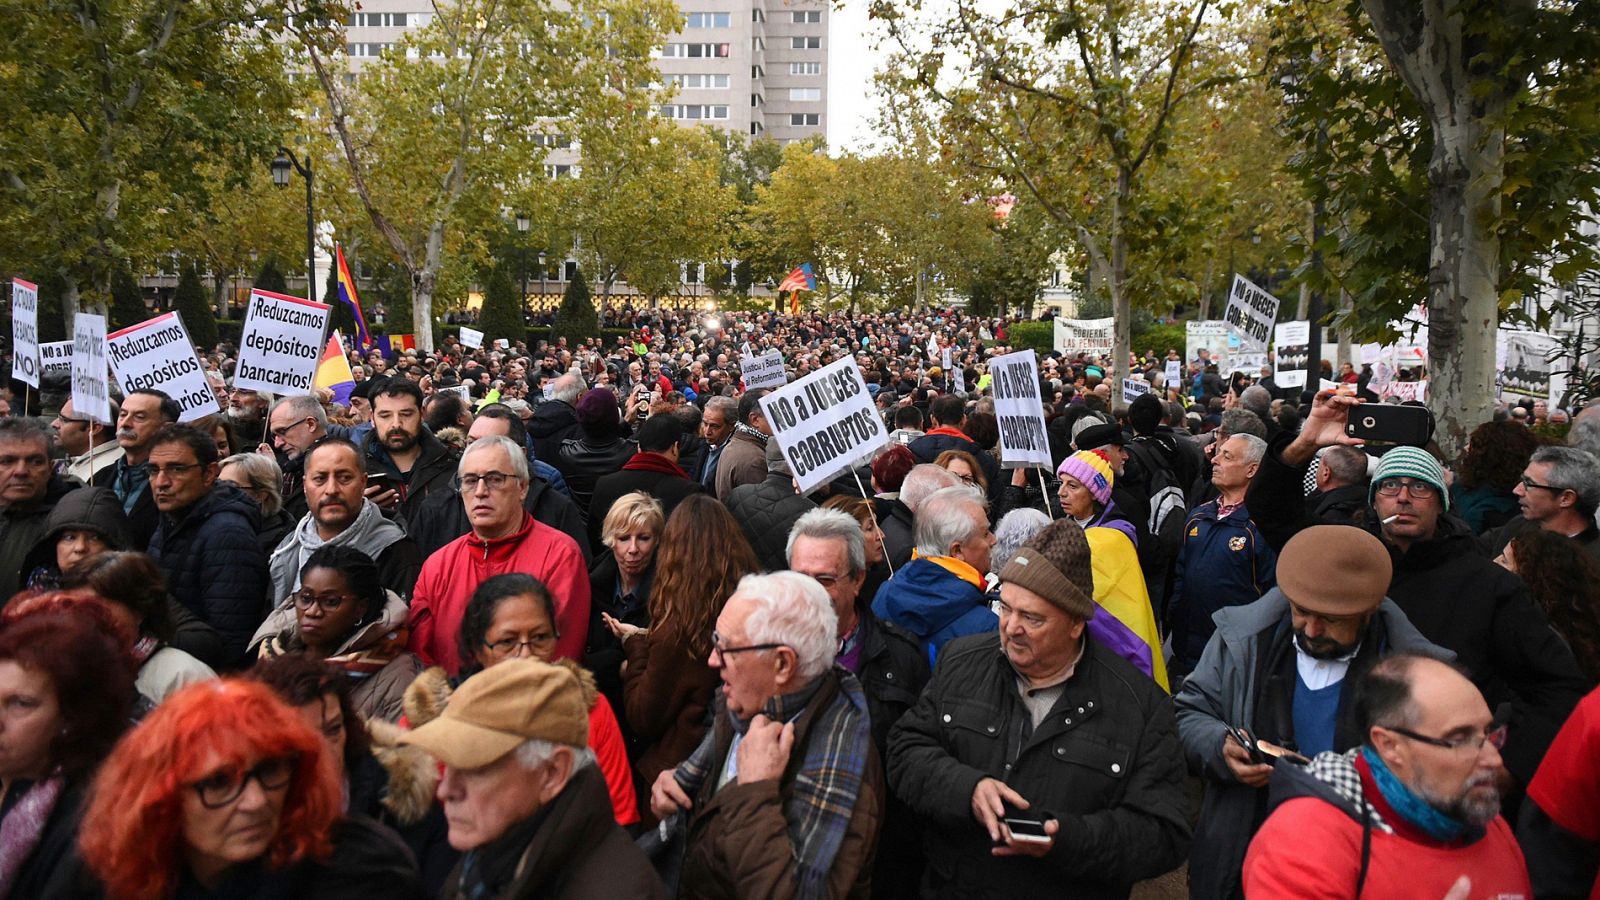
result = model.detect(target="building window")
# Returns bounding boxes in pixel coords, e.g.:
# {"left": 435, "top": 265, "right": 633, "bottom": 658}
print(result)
{"left": 789, "top": 113, "right": 820, "bottom": 126}
{"left": 564, "top": 261, "right": 578, "bottom": 281}
{"left": 752, "top": 92, "right": 763, "bottom": 106}
{"left": 545, "top": 164, "right": 573, "bottom": 179}
{"left": 790, "top": 36, "right": 820, "bottom": 49}
{"left": 750, "top": 121, "right": 763, "bottom": 135}
{"left": 751, "top": 36, "right": 764, "bottom": 51}
{"left": 661, "top": 42, "right": 731, "bottom": 58}
{"left": 790, "top": 62, "right": 821, "bottom": 75}
{"left": 661, "top": 104, "right": 730, "bottom": 120}
{"left": 669, "top": 73, "right": 730, "bottom": 89}
{"left": 533, "top": 134, "right": 572, "bottom": 148}
{"left": 791, "top": 10, "right": 821, "bottom": 23}
{"left": 685, "top": 12, "right": 731, "bottom": 28}
{"left": 752, "top": 8, "right": 764, "bottom": 21}
{"left": 345, "top": 42, "right": 390, "bottom": 57}
{"left": 752, "top": 64, "right": 764, "bottom": 79}
{"left": 789, "top": 88, "right": 820, "bottom": 101}
{"left": 349, "top": 13, "right": 407, "bottom": 27}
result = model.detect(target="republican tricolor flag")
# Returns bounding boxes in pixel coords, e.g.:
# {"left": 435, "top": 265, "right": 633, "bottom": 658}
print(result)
{"left": 335, "top": 243, "right": 372, "bottom": 349}
{"left": 314, "top": 331, "right": 357, "bottom": 405}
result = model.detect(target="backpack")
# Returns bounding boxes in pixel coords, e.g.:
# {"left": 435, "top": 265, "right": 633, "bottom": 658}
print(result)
{"left": 1122, "top": 437, "right": 1189, "bottom": 566}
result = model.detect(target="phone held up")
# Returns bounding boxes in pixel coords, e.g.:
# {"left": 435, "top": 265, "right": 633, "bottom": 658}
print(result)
{"left": 1226, "top": 725, "right": 1310, "bottom": 766}
{"left": 1344, "top": 403, "right": 1434, "bottom": 447}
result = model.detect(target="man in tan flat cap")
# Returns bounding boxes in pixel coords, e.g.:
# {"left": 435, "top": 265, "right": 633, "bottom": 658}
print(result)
{"left": 1172, "top": 524, "right": 1450, "bottom": 900}
{"left": 401, "top": 658, "right": 665, "bottom": 899}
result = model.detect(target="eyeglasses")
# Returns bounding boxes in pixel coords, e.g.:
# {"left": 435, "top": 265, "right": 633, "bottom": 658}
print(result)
{"left": 270, "top": 418, "right": 314, "bottom": 439}
{"left": 710, "top": 631, "right": 787, "bottom": 661}
{"left": 293, "top": 590, "right": 356, "bottom": 612}
{"left": 453, "top": 472, "right": 522, "bottom": 493}
{"left": 148, "top": 463, "right": 201, "bottom": 479}
{"left": 53, "top": 414, "right": 92, "bottom": 425}
{"left": 190, "top": 755, "right": 298, "bottom": 809}
{"left": 483, "top": 632, "right": 558, "bottom": 655}
{"left": 1386, "top": 725, "right": 1508, "bottom": 754}
{"left": 1519, "top": 476, "right": 1568, "bottom": 494}
{"left": 1374, "top": 477, "right": 1438, "bottom": 500}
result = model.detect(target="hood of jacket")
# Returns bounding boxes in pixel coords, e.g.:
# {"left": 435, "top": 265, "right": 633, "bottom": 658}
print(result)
{"left": 251, "top": 587, "right": 410, "bottom": 657}
{"left": 527, "top": 400, "right": 578, "bottom": 438}
{"left": 267, "top": 498, "right": 410, "bottom": 599}
{"left": 26, "top": 485, "right": 136, "bottom": 565}
{"left": 873, "top": 556, "right": 987, "bottom": 639}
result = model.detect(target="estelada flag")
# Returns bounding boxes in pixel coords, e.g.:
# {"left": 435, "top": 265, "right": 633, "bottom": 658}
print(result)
{"left": 314, "top": 331, "right": 357, "bottom": 405}
{"left": 335, "top": 243, "right": 372, "bottom": 350}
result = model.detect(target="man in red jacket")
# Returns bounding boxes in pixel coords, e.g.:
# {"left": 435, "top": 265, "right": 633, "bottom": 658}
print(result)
{"left": 408, "top": 434, "right": 590, "bottom": 674}
{"left": 1244, "top": 652, "right": 1530, "bottom": 899}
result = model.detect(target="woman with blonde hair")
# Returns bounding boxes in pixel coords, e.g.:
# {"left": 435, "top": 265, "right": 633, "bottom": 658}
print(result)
{"left": 584, "top": 491, "right": 665, "bottom": 714}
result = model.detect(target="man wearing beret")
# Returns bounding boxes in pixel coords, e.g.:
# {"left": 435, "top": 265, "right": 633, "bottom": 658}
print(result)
{"left": 1246, "top": 390, "right": 1586, "bottom": 795}
{"left": 401, "top": 658, "right": 666, "bottom": 899}
{"left": 1173, "top": 525, "right": 1447, "bottom": 900}
{"left": 888, "top": 519, "right": 1190, "bottom": 898}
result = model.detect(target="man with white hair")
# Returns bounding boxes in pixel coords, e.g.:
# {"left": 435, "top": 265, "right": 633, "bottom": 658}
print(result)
{"left": 872, "top": 484, "right": 998, "bottom": 664}
{"left": 529, "top": 372, "right": 585, "bottom": 463}
{"left": 881, "top": 462, "right": 963, "bottom": 570}
{"left": 400, "top": 658, "right": 666, "bottom": 898}
{"left": 651, "top": 572, "right": 883, "bottom": 898}
{"left": 406, "top": 434, "right": 589, "bottom": 674}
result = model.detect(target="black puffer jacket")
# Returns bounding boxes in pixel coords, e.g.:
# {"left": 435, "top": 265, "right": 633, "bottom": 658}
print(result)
{"left": 0, "top": 476, "right": 77, "bottom": 601}
{"left": 888, "top": 632, "right": 1190, "bottom": 899}
{"left": 877, "top": 497, "right": 916, "bottom": 572}
{"left": 725, "top": 474, "right": 819, "bottom": 571}
{"left": 555, "top": 436, "right": 636, "bottom": 525}
{"left": 528, "top": 399, "right": 582, "bottom": 464}
{"left": 147, "top": 483, "right": 269, "bottom": 670}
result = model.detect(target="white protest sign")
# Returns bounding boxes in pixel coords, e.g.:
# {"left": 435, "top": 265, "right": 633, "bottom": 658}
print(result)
{"left": 941, "top": 347, "right": 952, "bottom": 371}
{"left": 740, "top": 349, "right": 788, "bottom": 391}
{"left": 759, "top": 356, "right": 887, "bottom": 494}
{"left": 71, "top": 313, "right": 112, "bottom": 424}
{"left": 10, "top": 279, "right": 40, "bottom": 389}
{"left": 233, "top": 290, "right": 331, "bottom": 395}
{"left": 1053, "top": 317, "right": 1114, "bottom": 356}
{"left": 1501, "top": 331, "right": 1560, "bottom": 401}
{"left": 460, "top": 326, "right": 484, "bottom": 349}
{"left": 40, "top": 341, "right": 73, "bottom": 376}
{"left": 106, "top": 312, "right": 218, "bottom": 423}
{"left": 1122, "top": 377, "right": 1152, "bottom": 404}
{"left": 1384, "top": 380, "right": 1428, "bottom": 403}
{"left": 989, "top": 350, "right": 1052, "bottom": 469}
{"left": 1186, "top": 321, "right": 1229, "bottom": 367}
{"left": 1274, "top": 321, "right": 1310, "bottom": 389}
{"left": 953, "top": 364, "right": 966, "bottom": 395}
{"left": 1223, "top": 274, "right": 1280, "bottom": 348}
{"left": 1229, "top": 351, "right": 1269, "bottom": 375}
{"left": 926, "top": 333, "right": 938, "bottom": 358}
{"left": 442, "top": 385, "right": 472, "bottom": 402}
{"left": 1164, "top": 359, "right": 1182, "bottom": 386}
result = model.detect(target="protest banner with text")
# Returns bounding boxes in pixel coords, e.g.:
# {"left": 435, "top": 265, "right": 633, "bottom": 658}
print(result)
{"left": 107, "top": 312, "right": 218, "bottom": 422}
{"left": 1054, "top": 317, "right": 1115, "bottom": 356}
{"left": 989, "top": 349, "right": 1052, "bottom": 469}
{"left": 1122, "top": 377, "right": 1152, "bottom": 403}
{"left": 1223, "top": 274, "right": 1280, "bottom": 348}
{"left": 1186, "top": 321, "right": 1229, "bottom": 369}
{"left": 741, "top": 349, "right": 788, "bottom": 391}
{"left": 460, "top": 326, "right": 484, "bottom": 350}
{"left": 232, "top": 290, "right": 332, "bottom": 395}
{"left": 10, "top": 279, "right": 40, "bottom": 389}
{"left": 71, "top": 314, "right": 112, "bottom": 424}
{"left": 1274, "top": 321, "right": 1310, "bottom": 389}
{"left": 759, "top": 356, "right": 888, "bottom": 494}
{"left": 41, "top": 341, "right": 73, "bottom": 376}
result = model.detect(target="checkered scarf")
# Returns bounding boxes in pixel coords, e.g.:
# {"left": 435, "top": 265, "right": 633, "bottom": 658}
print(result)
{"left": 674, "top": 668, "right": 871, "bottom": 900}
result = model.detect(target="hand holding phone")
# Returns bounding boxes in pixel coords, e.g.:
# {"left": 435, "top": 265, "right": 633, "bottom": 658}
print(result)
{"left": 1345, "top": 403, "right": 1435, "bottom": 446}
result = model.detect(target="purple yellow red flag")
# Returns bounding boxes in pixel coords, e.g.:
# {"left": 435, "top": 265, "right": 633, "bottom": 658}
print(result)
{"left": 313, "top": 331, "right": 356, "bottom": 405}
{"left": 335, "top": 243, "right": 372, "bottom": 349}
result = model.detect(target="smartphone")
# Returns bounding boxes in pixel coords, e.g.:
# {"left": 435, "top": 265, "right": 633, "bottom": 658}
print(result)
{"left": 1003, "top": 817, "right": 1052, "bottom": 844}
{"left": 367, "top": 471, "right": 392, "bottom": 492}
{"left": 1345, "top": 403, "right": 1434, "bottom": 446}
{"left": 1227, "top": 726, "right": 1310, "bottom": 765}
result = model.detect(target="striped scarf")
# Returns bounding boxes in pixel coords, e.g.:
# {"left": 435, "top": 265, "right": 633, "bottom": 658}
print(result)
{"left": 674, "top": 668, "right": 870, "bottom": 900}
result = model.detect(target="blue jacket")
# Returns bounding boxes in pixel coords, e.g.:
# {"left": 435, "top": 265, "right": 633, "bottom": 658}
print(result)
{"left": 871, "top": 557, "right": 997, "bottom": 666}
{"left": 1168, "top": 500, "right": 1276, "bottom": 672}
{"left": 147, "top": 483, "right": 269, "bottom": 669}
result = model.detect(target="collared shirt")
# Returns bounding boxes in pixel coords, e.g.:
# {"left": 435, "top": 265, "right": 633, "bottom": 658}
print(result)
{"left": 1294, "top": 639, "right": 1361, "bottom": 691}
{"left": 1010, "top": 640, "right": 1086, "bottom": 730}
{"left": 112, "top": 457, "right": 150, "bottom": 515}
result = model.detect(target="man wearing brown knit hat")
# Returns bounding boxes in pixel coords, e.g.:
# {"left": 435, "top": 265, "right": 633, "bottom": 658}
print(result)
{"left": 400, "top": 658, "right": 665, "bottom": 899}
{"left": 887, "top": 518, "right": 1191, "bottom": 898}
{"left": 1173, "top": 524, "right": 1448, "bottom": 900}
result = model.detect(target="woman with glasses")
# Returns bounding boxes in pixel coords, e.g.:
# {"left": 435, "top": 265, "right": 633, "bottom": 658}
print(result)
{"left": 218, "top": 451, "right": 294, "bottom": 553}
{"left": 934, "top": 448, "right": 989, "bottom": 495}
{"left": 584, "top": 491, "right": 664, "bottom": 720}
{"left": 406, "top": 573, "right": 638, "bottom": 826}
{"left": 0, "top": 596, "right": 135, "bottom": 897}
{"left": 821, "top": 493, "right": 893, "bottom": 606}
{"left": 604, "top": 494, "right": 760, "bottom": 819}
{"left": 78, "top": 678, "right": 422, "bottom": 900}
{"left": 250, "top": 545, "right": 421, "bottom": 722}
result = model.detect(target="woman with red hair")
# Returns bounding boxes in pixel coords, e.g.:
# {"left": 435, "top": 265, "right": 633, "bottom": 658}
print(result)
{"left": 0, "top": 594, "right": 136, "bottom": 897}
{"left": 77, "top": 678, "right": 422, "bottom": 900}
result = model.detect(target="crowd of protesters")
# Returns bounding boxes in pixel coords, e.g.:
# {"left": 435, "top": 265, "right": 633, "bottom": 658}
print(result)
{"left": 1, "top": 302, "right": 1599, "bottom": 899}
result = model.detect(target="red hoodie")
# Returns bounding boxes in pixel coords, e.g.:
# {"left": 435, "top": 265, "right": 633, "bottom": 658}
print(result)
{"left": 407, "top": 512, "right": 590, "bottom": 674}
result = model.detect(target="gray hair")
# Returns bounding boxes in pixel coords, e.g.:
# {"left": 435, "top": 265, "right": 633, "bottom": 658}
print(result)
{"left": 991, "top": 508, "right": 1051, "bottom": 577}
{"left": 704, "top": 395, "right": 737, "bottom": 424}
{"left": 270, "top": 394, "right": 328, "bottom": 428}
{"left": 1219, "top": 408, "right": 1267, "bottom": 440}
{"left": 912, "top": 485, "right": 987, "bottom": 559}
{"left": 219, "top": 452, "right": 284, "bottom": 517}
{"left": 551, "top": 374, "right": 584, "bottom": 405}
{"left": 735, "top": 572, "right": 838, "bottom": 680}
{"left": 1318, "top": 445, "right": 1369, "bottom": 487}
{"left": 786, "top": 508, "right": 866, "bottom": 576}
{"left": 1238, "top": 385, "right": 1272, "bottom": 419}
{"left": 460, "top": 434, "right": 530, "bottom": 482}
{"left": 899, "top": 463, "right": 962, "bottom": 512}
{"left": 0, "top": 417, "right": 51, "bottom": 451}
{"left": 1568, "top": 408, "right": 1600, "bottom": 460}
{"left": 1531, "top": 445, "right": 1600, "bottom": 514}
{"left": 1225, "top": 433, "right": 1268, "bottom": 467}
{"left": 512, "top": 738, "right": 595, "bottom": 773}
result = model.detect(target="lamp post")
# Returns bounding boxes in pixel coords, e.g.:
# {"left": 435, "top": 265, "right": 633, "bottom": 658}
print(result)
{"left": 515, "top": 212, "right": 530, "bottom": 322}
{"left": 538, "top": 251, "right": 548, "bottom": 316}
{"left": 270, "top": 148, "right": 316, "bottom": 303}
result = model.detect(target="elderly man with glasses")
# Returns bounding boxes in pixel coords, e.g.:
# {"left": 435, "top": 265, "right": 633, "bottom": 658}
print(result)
{"left": 1245, "top": 391, "right": 1587, "bottom": 809}
{"left": 1245, "top": 652, "right": 1531, "bottom": 898}
{"left": 406, "top": 434, "right": 589, "bottom": 675}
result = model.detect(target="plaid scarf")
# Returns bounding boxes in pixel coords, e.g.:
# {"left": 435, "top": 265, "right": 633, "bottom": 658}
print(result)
{"left": 674, "top": 668, "right": 871, "bottom": 900}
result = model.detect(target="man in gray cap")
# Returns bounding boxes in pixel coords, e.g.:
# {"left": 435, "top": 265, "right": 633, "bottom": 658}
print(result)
{"left": 725, "top": 437, "right": 818, "bottom": 570}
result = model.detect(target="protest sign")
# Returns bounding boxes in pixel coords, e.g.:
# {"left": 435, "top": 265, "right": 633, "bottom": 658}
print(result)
{"left": 1384, "top": 380, "right": 1429, "bottom": 403}
{"left": 493, "top": 338, "right": 508, "bottom": 350}
{"left": 71, "top": 313, "right": 112, "bottom": 424}
{"left": 1223, "top": 274, "right": 1280, "bottom": 347}
{"left": 10, "top": 279, "right": 40, "bottom": 389}
{"left": 741, "top": 349, "right": 788, "bottom": 391}
{"left": 233, "top": 290, "right": 331, "bottom": 395}
{"left": 1054, "top": 317, "right": 1114, "bottom": 356}
{"left": 953, "top": 365, "right": 966, "bottom": 395}
{"left": 1186, "top": 321, "right": 1229, "bottom": 369}
{"left": 989, "top": 350, "right": 1052, "bottom": 469}
{"left": 759, "top": 356, "right": 887, "bottom": 494}
{"left": 1501, "top": 331, "right": 1560, "bottom": 401}
{"left": 442, "top": 385, "right": 472, "bottom": 402}
{"left": 1164, "top": 359, "right": 1182, "bottom": 386}
{"left": 941, "top": 347, "right": 952, "bottom": 371}
{"left": 1229, "top": 351, "right": 1268, "bottom": 375}
{"left": 40, "top": 341, "right": 73, "bottom": 376}
{"left": 460, "top": 326, "right": 484, "bottom": 349}
{"left": 107, "top": 313, "right": 218, "bottom": 423}
{"left": 1122, "top": 377, "right": 1152, "bottom": 404}
{"left": 1274, "top": 321, "right": 1310, "bottom": 389}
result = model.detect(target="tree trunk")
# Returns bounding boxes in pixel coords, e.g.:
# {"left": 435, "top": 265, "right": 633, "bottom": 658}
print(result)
{"left": 1111, "top": 166, "right": 1131, "bottom": 383}
{"left": 1336, "top": 288, "right": 1354, "bottom": 368}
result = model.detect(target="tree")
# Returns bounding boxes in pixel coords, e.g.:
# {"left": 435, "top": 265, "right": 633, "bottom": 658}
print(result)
{"left": 552, "top": 267, "right": 598, "bottom": 346}
{"left": 174, "top": 265, "right": 218, "bottom": 350}
{"left": 254, "top": 258, "right": 288, "bottom": 295}
{"left": 478, "top": 265, "right": 524, "bottom": 346}
{"left": 109, "top": 268, "right": 148, "bottom": 330}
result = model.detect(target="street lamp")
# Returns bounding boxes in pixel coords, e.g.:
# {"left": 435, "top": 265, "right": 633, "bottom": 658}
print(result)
{"left": 515, "top": 212, "right": 530, "bottom": 321}
{"left": 539, "top": 251, "right": 550, "bottom": 328}
{"left": 271, "top": 147, "right": 316, "bottom": 303}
